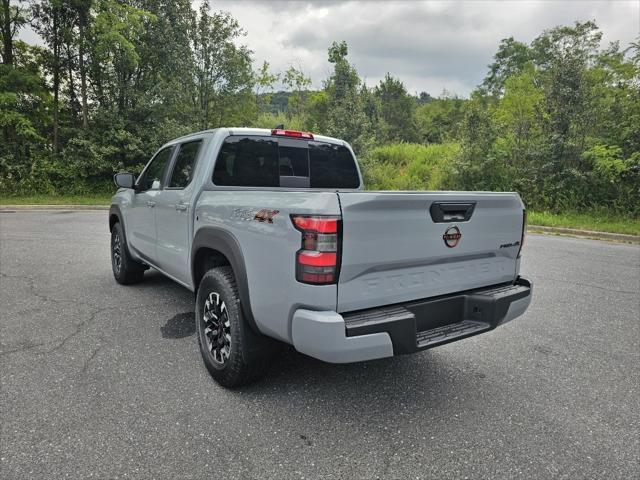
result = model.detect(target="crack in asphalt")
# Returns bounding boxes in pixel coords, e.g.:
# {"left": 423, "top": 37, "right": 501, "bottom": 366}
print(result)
{"left": 1, "top": 273, "right": 101, "bottom": 308}
{"left": 80, "top": 343, "right": 103, "bottom": 376}
{"left": 0, "top": 340, "right": 46, "bottom": 357}
{"left": 0, "top": 298, "right": 182, "bottom": 356}
{"left": 42, "top": 307, "right": 111, "bottom": 355}
{"left": 1, "top": 272, "right": 112, "bottom": 356}
{"left": 0, "top": 307, "right": 109, "bottom": 357}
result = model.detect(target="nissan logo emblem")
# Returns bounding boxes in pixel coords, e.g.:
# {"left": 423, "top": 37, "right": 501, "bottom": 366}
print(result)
{"left": 443, "top": 226, "right": 462, "bottom": 248}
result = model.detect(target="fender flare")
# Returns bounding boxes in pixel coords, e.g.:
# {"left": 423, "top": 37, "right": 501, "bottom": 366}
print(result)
{"left": 191, "top": 227, "right": 257, "bottom": 331}
{"left": 109, "top": 204, "right": 123, "bottom": 231}
{"left": 109, "top": 204, "right": 141, "bottom": 264}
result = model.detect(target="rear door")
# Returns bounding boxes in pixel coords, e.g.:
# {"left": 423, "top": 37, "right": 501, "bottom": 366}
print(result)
{"left": 336, "top": 191, "right": 524, "bottom": 312}
{"left": 154, "top": 139, "right": 202, "bottom": 283}
{"left": 128, "top": 146, "right": 174, "bottom": 261}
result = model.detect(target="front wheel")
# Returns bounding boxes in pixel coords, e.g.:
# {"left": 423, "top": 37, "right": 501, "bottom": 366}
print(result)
{"left": 196, "top": 267, "right": 271, "bottom": 387}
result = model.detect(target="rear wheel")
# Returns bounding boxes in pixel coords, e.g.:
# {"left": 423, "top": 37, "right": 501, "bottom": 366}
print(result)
{"left": 196, "top": 266, "right": 271, "bottom": 387}
{"left": 111, "top": 221, "right": 145, "bottom": 285}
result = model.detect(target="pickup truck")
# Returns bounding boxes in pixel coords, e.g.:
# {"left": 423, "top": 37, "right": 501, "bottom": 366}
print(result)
{"left": 109, "top": 128, "right": 532, "bottom": 387}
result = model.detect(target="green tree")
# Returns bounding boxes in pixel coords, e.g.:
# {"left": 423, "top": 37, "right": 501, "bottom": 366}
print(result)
{"left": 88, "top": 0, "right": 153, "bottom": 114}
{"left": 0, "top": 0, "right": 33, "bottom": 161}
{"left": 374, "top": 73, "right": 417, "bottom": 142}
{"left": 482, "top": 37, "right": 532, "bottom": 96}
{"left": 534, "top": 22, "right": 602, "bottom": 161}
{"left": 306, "top": 90, "right": 329, "bottom": 132}
{"left": 132, "top": 0, "right": 195, "bottom": 129}
{"left": 1, "top": 0, "right": 28, "bottom": 66}
{"left": 454, "top": 92, "right": 505, "bottom": 191}
{"left": 74, "top": 0, "right": 92, "bottom": 129}
{"left": 414, "top": 94, "right": 466, "bottom": 144}
{"left": 32, "top": 0, "right": 77, "bottom": 152}
{"left": 324, "top": 40, "right": 372, "bottom": 153}
{"left": 253, "top": 61, "right": 279, "bottom": 115}
{"left": 0, "top": 41, "right": 52, "bottom": 193}
{"left": 282, "top": 66, "right": 311, "bottom": 120}
{"left": 461, "top": 20, "right": 639, "bottom": 213}
{"left": 193, "top": 0, "right": 253, "bottom": 129}
{"left": 492, "top": 63, "right": 544, "bottom": 164}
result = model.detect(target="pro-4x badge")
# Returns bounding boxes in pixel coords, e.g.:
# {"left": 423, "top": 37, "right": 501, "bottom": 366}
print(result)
{"left": 443, "top": 226, "right": 462, "bottom": 248}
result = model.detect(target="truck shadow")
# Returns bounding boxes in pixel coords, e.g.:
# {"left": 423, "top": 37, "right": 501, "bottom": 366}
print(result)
{"left": 237, "top": 345, "right": 480, "bottom": 415}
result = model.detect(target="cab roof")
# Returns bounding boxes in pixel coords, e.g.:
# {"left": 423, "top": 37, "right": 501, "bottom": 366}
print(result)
{"left": 165, "top": 128, "right": 346, "bottom": 147}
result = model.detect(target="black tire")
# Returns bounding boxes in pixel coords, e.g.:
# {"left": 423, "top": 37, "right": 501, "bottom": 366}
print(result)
{"left": 196, "top": 266, "right": 271, "bottom": 387}
{"left": 110, "top": 221, "right": 145, "bottom": 285}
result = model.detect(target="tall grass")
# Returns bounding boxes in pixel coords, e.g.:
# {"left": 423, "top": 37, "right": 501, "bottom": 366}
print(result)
{"left": 359, "top": 142, "right": 460, "bottom": 190}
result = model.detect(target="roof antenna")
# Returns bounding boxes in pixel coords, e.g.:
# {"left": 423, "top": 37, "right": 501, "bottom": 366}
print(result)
{"left": 274, "top": 124, "right": 284, "bottom": 130}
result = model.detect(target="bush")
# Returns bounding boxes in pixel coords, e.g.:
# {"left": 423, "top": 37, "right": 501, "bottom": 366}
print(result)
{"left": 359, "top": 143, "right": 460, "bottom": 190}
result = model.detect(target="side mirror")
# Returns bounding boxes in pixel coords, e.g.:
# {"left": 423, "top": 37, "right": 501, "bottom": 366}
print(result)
{"left": 114, "top": 172, "right": 136, "bottom": 189}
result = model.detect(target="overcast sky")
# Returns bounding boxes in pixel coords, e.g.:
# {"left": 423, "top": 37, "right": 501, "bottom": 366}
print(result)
{"left": 18, "top": 1, "right": 640, "bottom": 97}
{"left": 216, "top": 0, "right": 639, "bottom": 96}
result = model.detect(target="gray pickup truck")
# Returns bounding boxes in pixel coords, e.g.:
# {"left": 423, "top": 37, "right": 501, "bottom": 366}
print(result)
{"left": 109, "top": 128, "right": 532, "bottom": 387}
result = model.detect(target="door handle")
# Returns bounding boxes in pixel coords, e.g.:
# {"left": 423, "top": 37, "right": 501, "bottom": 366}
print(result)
{"left": 175, "top": 202, "right": 189, "bottom": 212}
{"left": 429, "top": 202, "right": 475, "bottom": 223}
{"left": 146, "top": 201, "right": 156, "bottom": 208}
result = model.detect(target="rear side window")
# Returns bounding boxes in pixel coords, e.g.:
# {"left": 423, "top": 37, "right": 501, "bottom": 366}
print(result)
{"left": 168, "top": 140, "right": 202, "bottom": 188}
{"left": 213, "top": 137, "right": 279, "bottom": 187}
{"left": 213, "top": 136, "right": 360, "bottom": 189}
{"left": 309, "top": 142, "right": 360, "bottom": 188}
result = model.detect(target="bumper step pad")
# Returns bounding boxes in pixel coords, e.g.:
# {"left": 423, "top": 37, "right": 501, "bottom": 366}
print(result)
{"left": 416, "top": 320, "right": 490, "bottom": 347}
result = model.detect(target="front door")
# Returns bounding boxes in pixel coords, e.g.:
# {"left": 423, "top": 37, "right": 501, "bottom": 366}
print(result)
{"left": 155, "top": 139, "right": 203, "bottom": 284}
{"left": 127, "top": 146, "right": 175, "bottom": 262}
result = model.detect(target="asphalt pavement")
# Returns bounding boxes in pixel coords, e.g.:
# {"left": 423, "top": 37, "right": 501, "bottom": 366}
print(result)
{"left": 1, "top": 211, "right": 638, "bottom": 479}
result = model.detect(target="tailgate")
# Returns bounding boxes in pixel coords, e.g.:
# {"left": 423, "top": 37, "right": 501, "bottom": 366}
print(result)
{"left": 336, "top": 192, "right": 524, "bottom": 312}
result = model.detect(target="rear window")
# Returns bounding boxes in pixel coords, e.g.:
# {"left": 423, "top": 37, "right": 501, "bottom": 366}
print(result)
{"left": 213, "top": 135, "right": 360, "bottom": 189}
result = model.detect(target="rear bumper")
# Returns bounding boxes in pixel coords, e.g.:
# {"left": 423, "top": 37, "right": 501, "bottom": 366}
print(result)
{"left": 292, "top": 277, "right": 532, "bottom": 363}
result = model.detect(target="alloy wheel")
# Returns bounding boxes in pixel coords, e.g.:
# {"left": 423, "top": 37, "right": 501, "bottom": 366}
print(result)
{"left": 112, "top": 231, "right": 122, "bottom": 275}
{"left": 203, "top": 291, "right": 231, "bottom": 365}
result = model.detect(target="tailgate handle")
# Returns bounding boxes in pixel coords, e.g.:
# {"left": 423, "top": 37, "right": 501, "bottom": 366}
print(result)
{"left": 429, "top": 202, "right": 476, "bottom": 223}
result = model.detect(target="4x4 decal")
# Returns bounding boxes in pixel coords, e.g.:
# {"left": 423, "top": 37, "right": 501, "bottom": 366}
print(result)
{"left": 253, "top": 209, "right": 279, "bottom": 224}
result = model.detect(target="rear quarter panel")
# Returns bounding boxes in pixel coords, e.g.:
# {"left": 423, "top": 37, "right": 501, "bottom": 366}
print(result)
{"left": 194, "top": 190, "right": 341, "bottom": 343}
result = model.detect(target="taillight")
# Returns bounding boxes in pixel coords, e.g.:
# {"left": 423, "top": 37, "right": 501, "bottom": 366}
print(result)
{"left": 518, "top": 209, "right": 527, "bottom": 258}
{"left": 292, "top": 215, "right": 341, "bottom": 284}
{"left": 271, "top": 129, "right": 314, "bottom": 140}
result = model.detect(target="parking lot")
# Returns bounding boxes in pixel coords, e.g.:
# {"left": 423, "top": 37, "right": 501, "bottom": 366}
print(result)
{"left": 1, "top": 210, "right": 638, "bottom": 479}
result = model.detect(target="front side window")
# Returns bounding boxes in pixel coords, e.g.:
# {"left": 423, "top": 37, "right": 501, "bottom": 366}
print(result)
{"left": 168, "top": 140, "right": 202, "bottom": 188}
{"left": 137, "top": 147, "right": 174, "bottom": 191}
{"left": 213, "top": 136, "right": 360, "bottom": 189}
